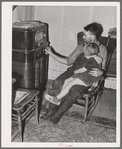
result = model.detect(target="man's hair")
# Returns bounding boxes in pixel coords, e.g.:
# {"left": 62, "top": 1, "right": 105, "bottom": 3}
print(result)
{"left": 84, "top": 22, "right": 103, "bottom": 39}
{"left": 86, "top": 43, "right": 100, "bottom": 55}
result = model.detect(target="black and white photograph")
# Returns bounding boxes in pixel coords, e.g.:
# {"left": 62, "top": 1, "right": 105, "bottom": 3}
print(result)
{"left": 1, "top": 1, "right": 120, "bottom": 148}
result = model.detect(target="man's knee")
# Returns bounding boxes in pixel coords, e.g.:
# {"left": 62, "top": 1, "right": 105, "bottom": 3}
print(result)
{"left": 52, "top": 79, "right": 62, "bottom": 89}
{"left": 69, "top": 85, "right": 81, "bottom": 98}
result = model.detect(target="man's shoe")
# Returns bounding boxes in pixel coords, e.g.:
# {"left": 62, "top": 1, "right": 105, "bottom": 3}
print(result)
{"left": 49, "top": 116, "right": 61, "bottom": 124}
{"left": 40, "top": 114, "right": 49, "bottom": 120}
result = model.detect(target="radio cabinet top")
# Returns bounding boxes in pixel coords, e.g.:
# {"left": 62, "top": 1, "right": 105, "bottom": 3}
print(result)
{"left": 13, "top": 21, "right": 45, "bottom": 30}
{"left": 12, "top": 21, "right": 49, "bottom": 51}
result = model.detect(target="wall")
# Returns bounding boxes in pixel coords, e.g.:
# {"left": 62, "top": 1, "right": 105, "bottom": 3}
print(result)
{"left": 35, "top": 6, "right": 95, "bottom": 79}
{"left": 35, "top": 6, "right": 116, "bottom": 80}
{"left": 12, "top": 6, "right": 35, "bottom": 22}
{"left": 92, "top": 6, "right": 116, "bottom": 36}
{"left": 12, "top": 5, "right": 117, "bottom": 88}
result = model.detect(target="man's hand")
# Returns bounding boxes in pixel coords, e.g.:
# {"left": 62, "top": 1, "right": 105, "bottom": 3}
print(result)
{"left": 45, "top": 46, "right": 68, "bottom": 65}
{"left": 45, "top": 47, "right": 53, "bottom": 55}
{"left": 89, "top": 68, "right": 103, "bottom": 77}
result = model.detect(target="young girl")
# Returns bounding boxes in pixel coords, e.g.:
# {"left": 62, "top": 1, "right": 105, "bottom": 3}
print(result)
{"left": 45, "top": 43, "right": 103, "bottom": 105}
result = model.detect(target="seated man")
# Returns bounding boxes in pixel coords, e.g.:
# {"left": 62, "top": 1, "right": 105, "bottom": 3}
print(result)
{"left": 45, "top": 43, "right": 103, "bottom": 105}
{"left": 41, "top": 22, "right": 107, "bottom": 124}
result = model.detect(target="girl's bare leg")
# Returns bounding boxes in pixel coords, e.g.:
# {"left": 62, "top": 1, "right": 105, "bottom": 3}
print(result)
{"left": 45, "top": 78, "right": 87, "bottom": 105}
{"left": 61, "top": 77, "right": 74, "bottom": 92}
{"left": 57, "top": 78, "right": 87, "bottom": 99}
{"left": 45, "top": 77, "right": 74, "bottom": 105}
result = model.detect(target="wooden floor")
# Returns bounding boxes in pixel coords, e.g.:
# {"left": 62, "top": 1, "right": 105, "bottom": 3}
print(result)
{"left": 92, "top": 88, "right": 116, "bottom": 120}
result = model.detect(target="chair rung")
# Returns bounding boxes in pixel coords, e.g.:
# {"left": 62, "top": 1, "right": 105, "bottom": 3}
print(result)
{"left": 12, "top": 120, "right": 18, "bottom": 124}
{"left": 22, "top": 102, "right": 36, "bottom": 115}
{"left": 89, "top": 99, "right": 95, "bottom": 106}
{"left": 88, "top": 103, "right": 94, "bottom": 112}
{"left": 73, "top": 103, "right": 85, "bottom": 108}
{"left": 22, "top": 105, "right": 36, "bottom": 120}
{"left": 12, "top": 102, "right": 36, "bottom": 122}
{"left": 12, "top": 114, "right": 18, "bottom": 117}
{"left": 24, "top": 110, "right": 35, "bottom": 123}
{"left": 12, "top": 117, "right": 18, "bottom": 121}
{"left": 76, "top": 99, "right": 85, "bottom": 105}
{"left": 12, "top": 115, "right": 18, "bottom": 124}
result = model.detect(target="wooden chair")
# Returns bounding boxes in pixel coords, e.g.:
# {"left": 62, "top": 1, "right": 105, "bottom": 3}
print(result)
{"left": 72, "top": 30, "right": 116, "bottom": 122}
{"left": 12, "top": 88, "right": 40, "bottom": 142}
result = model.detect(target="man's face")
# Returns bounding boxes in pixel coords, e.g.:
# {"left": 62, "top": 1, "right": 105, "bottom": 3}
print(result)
{"left": 83, "top": 30, "right": 94, "bottom": 44}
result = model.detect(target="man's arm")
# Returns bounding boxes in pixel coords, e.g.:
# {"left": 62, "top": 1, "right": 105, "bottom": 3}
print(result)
{"left": 45, "top": 44, "right": 84, "bottom": 66}
{"left": 74, "top": 56, "right": 101, "bottom": 75}
{"left": 67, "top": 44, "right": 84, "bottom": 66}
{"left": 74, "top": 67, "right": 87, "bottom": 74}
{"left": 45, "top": 47, "right": 68, "bottom": 65}
{"left": 89, "top": 44, "right": 107, "bottom": 77}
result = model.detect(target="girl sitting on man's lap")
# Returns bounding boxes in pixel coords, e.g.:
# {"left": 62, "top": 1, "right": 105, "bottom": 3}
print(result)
{"left": 45, "top": 43, "right": 103, "bottom": 105}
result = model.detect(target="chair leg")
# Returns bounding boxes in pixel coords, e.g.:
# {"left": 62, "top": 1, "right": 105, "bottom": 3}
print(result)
{"left": 87, "top": 92, "right": 102, "bottom": 120}
{"left": 35, "top": 96, "right": 39, "bottom": 125}
{"left": 17, "top": 111, "right": 23, "bottom": 142}
{"left": 83, "top": 96, "right": 89, "bottom": 122}
{"left": 94, "top": 91, "right": 102, "bottom": 111}
{"left": 86, "top": 96, "right": 95, "bottom": 120}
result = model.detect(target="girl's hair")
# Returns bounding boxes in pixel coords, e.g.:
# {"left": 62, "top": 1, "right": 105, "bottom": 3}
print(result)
{"left": 86, "top": 43, "right": 100, "bottom": 56}
{"left": 84, "top": 22, "right": 103, "bottom": 39}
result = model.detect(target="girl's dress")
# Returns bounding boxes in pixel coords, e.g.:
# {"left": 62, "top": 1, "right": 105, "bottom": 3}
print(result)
{"left": 71, "top": 53, "right": 103, "bottom": 86}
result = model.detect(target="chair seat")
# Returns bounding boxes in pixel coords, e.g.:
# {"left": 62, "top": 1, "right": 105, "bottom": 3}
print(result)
{"left": 74, "top": 89, "right": 103, "bottom": 122}
{"left": 73, "top": 77, "right": 105, "bottom": 122}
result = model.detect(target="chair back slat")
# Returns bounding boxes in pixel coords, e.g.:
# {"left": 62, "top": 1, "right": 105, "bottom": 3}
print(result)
{"left": 105, "top": 37, "right": 116, "bottom": 71}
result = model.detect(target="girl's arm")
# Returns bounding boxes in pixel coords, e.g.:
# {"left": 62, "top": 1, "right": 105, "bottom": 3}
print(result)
{"left": 74, "top": 67, "right": 87, "bottom": 74}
